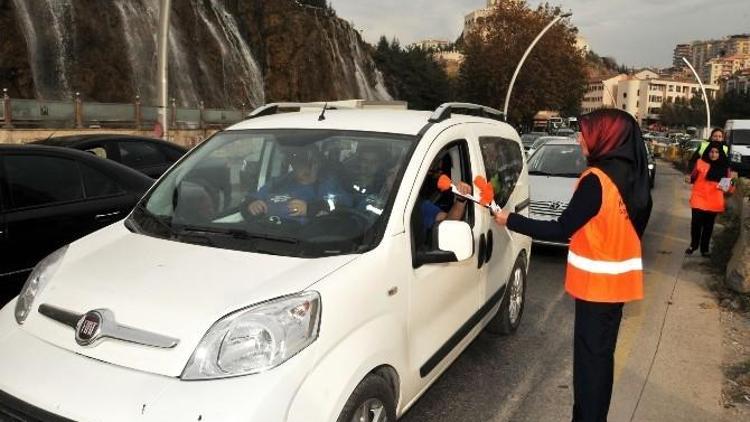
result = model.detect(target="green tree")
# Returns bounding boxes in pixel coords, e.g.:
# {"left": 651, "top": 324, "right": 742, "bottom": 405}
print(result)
{"left": 458, "top": 1, "right": 587, "bottom": 126}
{"left": 714, "top": 91, "right": 750, "bottom": 127}
{"left": 373, "top": 36, "right": 451, "bottom": 110}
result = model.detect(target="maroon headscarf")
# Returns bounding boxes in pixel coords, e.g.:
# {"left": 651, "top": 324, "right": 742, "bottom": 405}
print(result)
{"left": 579, "top": 109, "right": 652, "bottom": 237}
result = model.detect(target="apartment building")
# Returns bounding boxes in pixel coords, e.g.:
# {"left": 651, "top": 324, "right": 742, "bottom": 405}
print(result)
{"left": 724, "top": 69, "right": 750, "bottom": 95}
{"left": 580, "top": 70, "right": 719, "bottom": 125}
{"left": 411, "top": 39, "right": 451, "bottom": 51}
{"left": 705, "top": 55, "right": 750, "bottom": 85}
{"left": 581, "top": 74, "right": 627, "bottom": 114}
{"left": 672, "top": 34, "right": 750, "bottom": 77}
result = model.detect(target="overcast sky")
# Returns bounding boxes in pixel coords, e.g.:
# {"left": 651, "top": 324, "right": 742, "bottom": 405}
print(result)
{"left": 329, "top": 0, "right": 750, "bottom": 68}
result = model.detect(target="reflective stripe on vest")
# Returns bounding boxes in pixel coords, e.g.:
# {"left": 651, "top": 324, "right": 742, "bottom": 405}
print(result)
{"left": 568, "top": 250, "right": 643, "bottom": 275}
{"left": 565, "top": 168, "right": 644, "bottom": 303}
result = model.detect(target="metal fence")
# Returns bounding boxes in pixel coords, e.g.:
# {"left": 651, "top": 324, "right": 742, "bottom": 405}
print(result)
{"left": 1, "top": 89, "right": 247, "bottom": 130}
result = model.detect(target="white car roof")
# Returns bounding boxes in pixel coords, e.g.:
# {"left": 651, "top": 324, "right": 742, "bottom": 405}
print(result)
{"left": 540, "top": 138, "right": 579, "bottom": 146}
{"left": 226, "top": 109, "right": 515, "bottom": 137}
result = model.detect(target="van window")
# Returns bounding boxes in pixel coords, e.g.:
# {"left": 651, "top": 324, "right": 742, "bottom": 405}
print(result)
{"left": 479, "top": 137, "right": 524, "bottom": 207}
{"left": 411, "top": 141, "right": 473, "bottom": 250}
{"left": 730, "top": 129, "right": 750, "bottom": 146}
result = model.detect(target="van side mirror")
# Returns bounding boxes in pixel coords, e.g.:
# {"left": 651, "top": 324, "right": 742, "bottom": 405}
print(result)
{"left": 413, "top": 220, "right": 474, "bottom": 268}
{"left": 437, "top": 221, "right": 474, "bottom": 261}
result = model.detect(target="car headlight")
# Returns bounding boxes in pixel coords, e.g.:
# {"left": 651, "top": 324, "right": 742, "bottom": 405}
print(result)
{"left": 15, "top": 246, "right": 68, "bottom": 324}
{"left": 181, "top": 291, "right": 321, "bottom": 380}
{"left": 648, "top": 163, "right": 655, "bottom": 170}
{"left": 731, "top": 152, "right": 742, "bottom": 163}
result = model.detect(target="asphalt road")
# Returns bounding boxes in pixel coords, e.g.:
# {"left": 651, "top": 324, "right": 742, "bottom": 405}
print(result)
{"left": 401, "top": 161, "right": 688, "bottom": 422}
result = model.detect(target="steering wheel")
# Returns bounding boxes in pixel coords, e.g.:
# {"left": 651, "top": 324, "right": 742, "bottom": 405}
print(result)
{"left": 298, "top": 207, "right": 374, "bottom": 242}
{"left": 239, "top": 199, "right": 303, "bottom": 230}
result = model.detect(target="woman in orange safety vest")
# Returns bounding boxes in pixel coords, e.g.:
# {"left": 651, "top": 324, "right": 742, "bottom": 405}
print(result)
{"left": 494, "top": 109, "right": 652, "bottom": 422}
{"left": 685, "top": 141, "right": 734, "bottom": 256}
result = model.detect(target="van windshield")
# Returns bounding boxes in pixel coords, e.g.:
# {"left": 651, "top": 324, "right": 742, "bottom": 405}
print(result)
{"left": 127, "top": 129, "right": 416, "bottom": 257}
{"left": 731, "top": 129, "right": 750, "bottom": 146}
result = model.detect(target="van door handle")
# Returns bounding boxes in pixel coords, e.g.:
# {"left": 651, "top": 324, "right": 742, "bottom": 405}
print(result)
{"left": 95, "top": 211, "right": 122, "bottom": 220}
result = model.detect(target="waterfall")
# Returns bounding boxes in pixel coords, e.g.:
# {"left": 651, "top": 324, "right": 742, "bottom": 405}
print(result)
{"left": 113, "top": 0, "right": 158, "bottom": 103}
{"left": 194, "top": 0, "right": 265, "bottom": 107}
{"left": 11, "top": 0, "right": 74, "bottom": 100}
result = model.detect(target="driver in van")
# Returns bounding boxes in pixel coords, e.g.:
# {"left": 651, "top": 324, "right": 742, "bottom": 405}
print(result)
{"left": 245, "top": 144, "right": 350, "bottom": 221}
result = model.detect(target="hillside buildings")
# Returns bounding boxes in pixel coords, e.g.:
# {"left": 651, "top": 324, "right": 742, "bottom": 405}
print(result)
{"left": 671, "top": 34, "right": 750, "bottom": 84}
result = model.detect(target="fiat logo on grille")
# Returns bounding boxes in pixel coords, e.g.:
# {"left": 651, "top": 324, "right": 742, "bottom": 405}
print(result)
{"left": 75, "top": 311, "right": 103, "bottom": 346}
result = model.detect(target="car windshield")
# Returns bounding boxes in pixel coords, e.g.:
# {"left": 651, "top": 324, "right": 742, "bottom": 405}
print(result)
{"left": 521, "top": 134, "right": 539, "bottom": 147}
{"left": 127, "top": 129, "right": 416, "bottom": 258}
{"left": 527, "top": 144, "right": 586, "bottom": 177}
{"left": 731, "top": 129, "right": 750, "bottom": 146}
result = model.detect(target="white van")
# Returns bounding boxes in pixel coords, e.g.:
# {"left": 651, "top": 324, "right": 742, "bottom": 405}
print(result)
{"left": 726, "top": 119, "right": 750, "bottom": 177}
{"left": 0, "top": 103, "right": 532, "bottom": 421}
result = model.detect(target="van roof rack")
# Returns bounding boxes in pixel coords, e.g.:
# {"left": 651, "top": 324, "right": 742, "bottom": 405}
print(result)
{"left": 428, "top": 103, "right": 505, "bottom": 123}
{"left": 246, "top": 100, "right": 409, "bottom": 119}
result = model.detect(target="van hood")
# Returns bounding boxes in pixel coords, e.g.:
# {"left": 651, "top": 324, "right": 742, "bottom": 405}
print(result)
{"left": 21, "top": 223, "right": 357, "bottom": 377}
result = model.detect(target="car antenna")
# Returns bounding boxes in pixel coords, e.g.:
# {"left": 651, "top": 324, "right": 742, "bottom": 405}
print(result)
{"left": 318, "top": 102, "right": 328, "bottom": 121}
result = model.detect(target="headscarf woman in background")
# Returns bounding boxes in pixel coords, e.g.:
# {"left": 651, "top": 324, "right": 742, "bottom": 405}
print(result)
{"left": 685, "top": 141, "right": 734, "bottom": 257}
{"left": 494, "top": 109, "right": 652, "bottom": 422}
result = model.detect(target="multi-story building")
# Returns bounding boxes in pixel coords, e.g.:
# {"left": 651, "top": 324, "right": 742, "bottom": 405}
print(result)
{"left": 411, "top": 39, "right": 451, "bottom": 51}
{"left": 704, "top": 55, "right": 750, "bottom": 85}
{"left": 724, "top": 69, "right": 750, "bottom": 95}
{"left": 673, "top": 44, "right": 692, "bottom": 69}
{"left": 581, "top": 74, "right": 627, "bottom": 114}
{"left": 580, "top": 70, "right": 719, "bottom": 126}
{"left": 674, "top": 34, "right": 750, "bottom": 79}
{"left": 463, "top": 0, "right": 522, "bottom": 36}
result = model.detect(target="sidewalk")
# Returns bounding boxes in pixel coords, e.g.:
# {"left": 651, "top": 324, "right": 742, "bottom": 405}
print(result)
{"left": 609, "top": 162, "right": 728, "bottom": 422}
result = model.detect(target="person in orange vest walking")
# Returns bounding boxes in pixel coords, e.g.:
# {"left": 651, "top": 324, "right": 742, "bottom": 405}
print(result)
{"left": 685, "top": 141, "right": 735, "bottom": 257}
{"left": 494, "top": 109, "right": 652, "bottom": 421}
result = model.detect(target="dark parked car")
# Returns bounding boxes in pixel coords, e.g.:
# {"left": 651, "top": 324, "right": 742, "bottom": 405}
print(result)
{"left": 33, "top": 134, "right": 188, "bottom": 178}
{"left": 0, "top": 145, "right": 153, "bottom": 304}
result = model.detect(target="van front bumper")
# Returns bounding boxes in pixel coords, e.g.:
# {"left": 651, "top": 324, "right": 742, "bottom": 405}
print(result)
{"left": 0, "top": 301, "right": 317, "bottom": 422}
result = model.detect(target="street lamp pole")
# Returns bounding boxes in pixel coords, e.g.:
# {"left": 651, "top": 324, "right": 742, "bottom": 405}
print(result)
{"left": 157, "top": 0, "right": 172, "bottom": 140}
{"left": 503, "top": 12, "right": 572, "bottom": 119}
{"left": 681, "top": 57, "right": 711, "bottom": 135}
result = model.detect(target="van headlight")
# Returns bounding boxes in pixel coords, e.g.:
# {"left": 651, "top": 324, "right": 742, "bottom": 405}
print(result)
{"left": 181, "top": 291, "right": 321, "bottom": 380}
{"left": 731, "top": 152, "right": 742, "bottom": 163}
{"left": 648, "top": 163, "right": 655, "bottom": 170}
{"left": 15, "top": 246, "right": 68, "bottom": 325}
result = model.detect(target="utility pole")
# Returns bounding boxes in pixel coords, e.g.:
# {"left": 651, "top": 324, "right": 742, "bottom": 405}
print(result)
{"left": 503, "top": 12, "right": 573, "bottom": 119}
{"left": 157, "top": 0, "right": 172, "bottom": 140}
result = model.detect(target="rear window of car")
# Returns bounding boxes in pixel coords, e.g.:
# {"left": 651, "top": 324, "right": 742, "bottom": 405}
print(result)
{"left": 119, "top": 141, "right": 168, "bottom": 167}
{"left": 80, "top": 163, "right": 124, "bottom": 198}
{"left": 5, "top": 155, "right": 84, "bottom": 209}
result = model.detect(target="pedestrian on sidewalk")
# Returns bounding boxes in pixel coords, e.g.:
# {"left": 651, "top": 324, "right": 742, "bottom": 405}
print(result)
{"left": 685, "top": 141, "right": 735, "bottom": 257}
{"left": 686, "top": 128, "right": 728, "bottom": 175}
{"left": 493, "top": 109, "right": 652, "bottom": 422}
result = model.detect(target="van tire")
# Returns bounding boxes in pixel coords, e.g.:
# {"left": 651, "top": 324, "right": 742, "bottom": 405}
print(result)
{"left": 336, "top": 374, "right": 397, "bottom": 422}
{"left": 486, "top": 256, "right": 527, "bottom": 335}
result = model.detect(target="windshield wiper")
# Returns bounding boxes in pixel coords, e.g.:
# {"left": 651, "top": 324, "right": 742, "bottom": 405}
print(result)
{"left": 549, "top": 172, "right": 582, "bottom": 178}
{"left": 130, "top": 203, "right": 173, "bottom": 235}
{"left": 528, "top": 170, "right": 552, "bottom": 176}
{"left": 176, "top": 225, "right": 299, "bottom": 245}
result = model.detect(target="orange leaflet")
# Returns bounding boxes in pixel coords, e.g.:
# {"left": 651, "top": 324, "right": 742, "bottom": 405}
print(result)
{"left": 437, "top": 174, "right": 453, "bottom": 192}
{"left": 474, "top": 176, "right": 494, "bottom": 206}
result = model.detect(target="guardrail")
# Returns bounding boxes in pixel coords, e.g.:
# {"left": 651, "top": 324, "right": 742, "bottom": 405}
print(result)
{"left": 2, "top": 89, "right": 246, "bottom": 130}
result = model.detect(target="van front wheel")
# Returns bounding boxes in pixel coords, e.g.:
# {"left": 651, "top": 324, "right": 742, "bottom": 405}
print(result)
{"left": 337, "top": 374, "right": 397, "bottom": 422}
{"left": 486, "top": 256, "right": 526, "bottom": 335}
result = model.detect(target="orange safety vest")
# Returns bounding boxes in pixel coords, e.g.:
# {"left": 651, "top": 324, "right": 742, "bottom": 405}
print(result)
{"left": 566, "top": 168, "right": 644, "bottom": 303}
{"left": 690, "top": 159, "right": 730, "bottom": 213}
